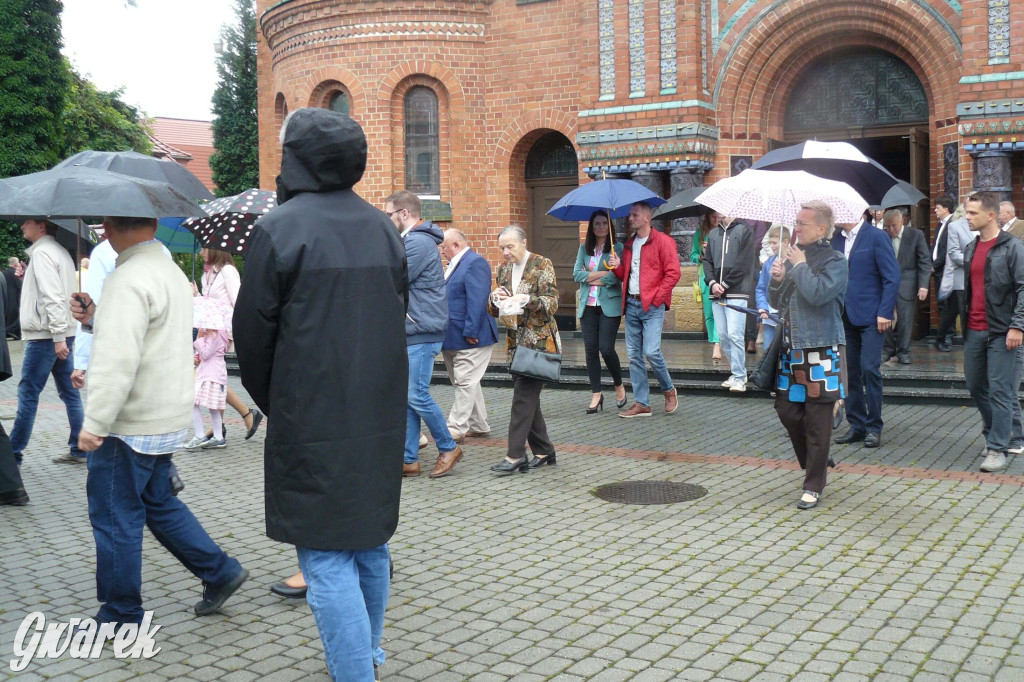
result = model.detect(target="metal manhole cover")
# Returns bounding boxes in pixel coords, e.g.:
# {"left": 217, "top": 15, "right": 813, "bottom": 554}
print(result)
{"left": 593, "top": 481, "right": 707, "bottom": 505}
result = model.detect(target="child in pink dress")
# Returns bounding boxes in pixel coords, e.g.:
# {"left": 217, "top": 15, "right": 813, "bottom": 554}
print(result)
{"left": 186, "top": 328, "right": 229, "bottom": 449}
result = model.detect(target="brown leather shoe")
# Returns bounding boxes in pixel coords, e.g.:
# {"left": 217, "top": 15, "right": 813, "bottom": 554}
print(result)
{"left": 402, "top": 462, "right": 421, "bottom": 477}
{"left": 619, "top": 403, "right": 652, "bottom": 418}
{"left": 664, "top": 388, "right": 678, "bottom": 413}
{"left": 465, "top": 430, "right": 490, "bottom": 439}
{"left": 429, "top": 446, "right": 464, "bottom": 478}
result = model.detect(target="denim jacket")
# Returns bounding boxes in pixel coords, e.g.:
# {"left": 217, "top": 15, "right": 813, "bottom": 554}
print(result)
{"left": 768, "top": 241, "right": 848, "bottom": 349}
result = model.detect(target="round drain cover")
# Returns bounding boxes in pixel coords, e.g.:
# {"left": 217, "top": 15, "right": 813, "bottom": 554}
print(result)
{"left": 593, "top": 480, "right": 707, "bottom": 505}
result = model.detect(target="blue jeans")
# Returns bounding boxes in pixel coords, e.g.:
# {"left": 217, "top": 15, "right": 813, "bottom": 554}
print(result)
{"left": 11, "top": 338, "right": 84, "bottom": 463}
{"left": 624, "top": 299, "right": 674, "bottom": 407}
{"left": 963, "top": 329, "right": 1024, "bottom": 452}
{"left": 762, "top": 321, "right": 777, "bottom": 352}
{"left": 297, "top": 544, "right": 391, "bottom": 680}
{"left": 86, "top": 438, "right": 241, "bottom": 625}
{"left": 405, "top": 342, "right": 457, "bottom": 463}
{"left": 711, "top": 298, "right": 748, "bottom": 382}
{"left": 844, "top": 321, "right": 884, "bottom": 435}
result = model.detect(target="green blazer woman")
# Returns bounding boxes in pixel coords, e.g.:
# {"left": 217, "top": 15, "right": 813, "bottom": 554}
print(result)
{"left": 573, "top": 242, "right": 624, "bottom": 319}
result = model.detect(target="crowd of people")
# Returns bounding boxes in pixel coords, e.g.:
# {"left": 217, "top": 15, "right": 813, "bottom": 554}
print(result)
{"left": 0, "top": 106, "right": 1022, "bottom": 681}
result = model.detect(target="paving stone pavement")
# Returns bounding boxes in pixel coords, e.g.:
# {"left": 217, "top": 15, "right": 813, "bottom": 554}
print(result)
{"left": 2, "top": 341, "right": 1024, "bottom": 681}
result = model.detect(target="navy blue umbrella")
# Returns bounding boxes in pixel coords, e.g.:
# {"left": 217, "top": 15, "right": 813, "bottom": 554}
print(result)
{"left": 547, "top": 179, "right": 666, "bottom": 221}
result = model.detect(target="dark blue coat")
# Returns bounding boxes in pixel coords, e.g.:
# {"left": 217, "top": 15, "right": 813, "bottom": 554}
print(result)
{"left": 442, "top": 249, "right": 498, "bottom": 351}
{"left": 831, "top": 221, "right": 900, "bottom": 328}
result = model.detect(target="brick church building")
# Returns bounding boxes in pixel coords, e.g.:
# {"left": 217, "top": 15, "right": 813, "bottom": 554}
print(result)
{"left": 256, "top": 0, "right": 1022, "bottom": 331}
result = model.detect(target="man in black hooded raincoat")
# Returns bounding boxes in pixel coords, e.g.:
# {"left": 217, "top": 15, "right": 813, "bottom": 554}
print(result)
{"left": 233, "top": 108, "right": 408, "bottom": 681}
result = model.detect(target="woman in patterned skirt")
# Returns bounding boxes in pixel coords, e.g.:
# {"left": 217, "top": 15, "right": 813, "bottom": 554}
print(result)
{"left": 769, "top": 200, "right": 849, "bottom": 510}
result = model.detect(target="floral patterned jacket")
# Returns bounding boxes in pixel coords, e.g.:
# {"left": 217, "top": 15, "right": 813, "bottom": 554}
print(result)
{"left": 487, "top": 253, "right": 562, "bottom": 362}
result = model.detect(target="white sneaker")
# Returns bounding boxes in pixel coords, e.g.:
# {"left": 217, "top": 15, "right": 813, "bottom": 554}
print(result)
{"left": 721, "top": 378, "right": 735, "bottom": 388}
{"left": 730, "top": 381, "right": 747, "bottom": 393}
{"left": 980, "top": 449, "right": 1008, "bottom": 472}
{"left": 1007, "top": 443, "right": 1024, "bottom": 456}
{"left": 183, "top": 436, "right": 206, "bottom": 450}
{"left": 201, "top": 437, "right": 227, "bottom": 450}
{"left": 418, "top": 434, "right": 428, "bottom": 449}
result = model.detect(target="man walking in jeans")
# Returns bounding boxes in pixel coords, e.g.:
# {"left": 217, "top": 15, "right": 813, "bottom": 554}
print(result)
{"left": 73, "top": 216, "right": 247, "bottom": 628}
{"left": 961, "top": 192, "right": 1024, "bottom": 472}
{"left": 385, "top": 190, "right": 464, "bottom": 477}
{"left": 608, "top": 202, "right": 681, "bottom": 417}
{"left": 11, "top": 219, "right": 84, "bottom": 465}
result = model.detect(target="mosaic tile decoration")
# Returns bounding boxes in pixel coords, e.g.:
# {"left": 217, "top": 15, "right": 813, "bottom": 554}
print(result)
{"left": 989, "top": 0, "right": 1010, "bottom": 63}
{"left": 629, "top": 0, "right": 646, "bottom": 95}
{"left": 599, "top": 0, "right": 616, "bottom": 99}
{"left": 660, "top": 0, "right": 677, "bottom": 91}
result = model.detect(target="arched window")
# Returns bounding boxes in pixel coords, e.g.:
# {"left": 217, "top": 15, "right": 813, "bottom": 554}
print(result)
{"left": 404, "top": 86, "right": 440, "bottom": 195}
{"left": 275, "top": 93, "right": 288, "bottom": 135}
{"left": 328, "top": 91, "right": 349, "bottom": 116}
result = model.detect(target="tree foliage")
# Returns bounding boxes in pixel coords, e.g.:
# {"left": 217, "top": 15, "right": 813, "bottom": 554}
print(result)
{"left": 0, "top": 0, "right": 70, "bottom": 178}
{"left": 210, "top": 0, "right": 258, "bottom": 197}
{"left": 61, "top": 61, "right": 153, "bottom": 157}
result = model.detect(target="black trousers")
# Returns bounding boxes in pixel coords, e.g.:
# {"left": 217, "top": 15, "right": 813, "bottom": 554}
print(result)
{"left": 580, "top": 306, "right": 623, "bottom": 393}
{"left": 775, "top": 396, "right": 834, "bottom": 494}
{"left": 935, "top": 290, "right": 965, "bottom": 344}
{"left": 0, "top": 422, "right": 25, "bottom": 496}
{"left": 507, "top": 375, "right": 554, "bottom": 460}
{"left": 884, "top": 296, "right": 916, "bottom": 358}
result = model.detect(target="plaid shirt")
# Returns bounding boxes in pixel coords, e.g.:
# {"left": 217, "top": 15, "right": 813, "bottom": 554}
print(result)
{"left": 111, "top": 428, "right": 189, "bottom": 455}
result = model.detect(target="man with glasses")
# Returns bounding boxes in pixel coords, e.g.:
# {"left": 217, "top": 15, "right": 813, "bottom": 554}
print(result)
{"left": 384, "top": 190, "right": 464, "bottom": 478}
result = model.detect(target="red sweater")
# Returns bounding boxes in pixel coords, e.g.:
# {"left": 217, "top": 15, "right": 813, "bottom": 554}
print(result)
{"left": 612, "top": 228, "right": 681, "bottom": 313}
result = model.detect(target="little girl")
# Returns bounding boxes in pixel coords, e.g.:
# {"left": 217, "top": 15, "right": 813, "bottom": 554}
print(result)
{"left": 186, "top": 328, "right": 230, "bottom": 449}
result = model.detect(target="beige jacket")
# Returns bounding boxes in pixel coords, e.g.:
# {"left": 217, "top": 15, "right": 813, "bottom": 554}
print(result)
{"left": 83, "top": 242, "right": 194, "bottom": 438}
{"left": 20, "top": 235, "right": 77, "bottom": 342}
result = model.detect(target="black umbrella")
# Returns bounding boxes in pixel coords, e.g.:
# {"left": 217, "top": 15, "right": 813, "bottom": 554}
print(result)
{"left": 0, "top": 166, "right": 206, "bottom": 220}
{"left": 55, "top": 150, "right": 214, "bottom": 201}
{"left": 181, "top": 188, "right": 277, "bottom": 254}
{"left": 651, "top": 186, "right": 710, "bottom": 221}
{"left": 869, "top": 180, "right": 927, "bottom": 210}
{"left": 752, "top": 140, "right": 899, "bottom": 205}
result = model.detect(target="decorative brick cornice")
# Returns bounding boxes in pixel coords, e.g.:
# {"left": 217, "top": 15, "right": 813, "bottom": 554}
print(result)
{"left": 267, "top": 21, "right": 485, "bottom": 64}
{"left": 576, "top": 122, "right": 718, "bottom": 173}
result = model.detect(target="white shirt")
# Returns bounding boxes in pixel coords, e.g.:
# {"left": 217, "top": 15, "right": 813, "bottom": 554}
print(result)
{"left": 1003, "top": 218, "right": 1018, "bottom": 232}
{"left": 628, "top": 235, "right": 648, "bottom": 295}
{"left": 511, "top": 251, "right": 530, "bottom": 293}
{"left": 843, "top": 223, "right": 861, "bottom": 260}
{"left": 444, "top": 247, "right": 469, "bottom": 280}
{"left": 933, "top": 216, "right": 950, "bottom": 261}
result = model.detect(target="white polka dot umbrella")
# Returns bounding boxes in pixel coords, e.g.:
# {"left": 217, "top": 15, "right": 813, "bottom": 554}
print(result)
{"left": 182, "top": 189, "right": 277, "bottom": 255}
{"left": 694, "top": 169, "right": 870, "bottom": 225}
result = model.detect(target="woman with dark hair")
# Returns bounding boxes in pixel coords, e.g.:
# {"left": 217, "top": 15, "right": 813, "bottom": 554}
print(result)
{"left": 690, "top": 211, "right": 722, "bottom": 363}
{"left": 192, "top": 248, "right": 264, "bottom": 444}
{"left": 572, "top": 210, "right": 627, "bottom": 412}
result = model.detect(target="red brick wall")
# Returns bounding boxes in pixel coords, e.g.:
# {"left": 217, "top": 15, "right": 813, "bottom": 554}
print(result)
{"left": 257, "top": 0, "right": 988, "bottom": 278}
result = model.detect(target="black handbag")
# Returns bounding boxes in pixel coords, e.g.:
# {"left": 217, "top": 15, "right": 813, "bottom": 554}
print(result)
{"left": 509, "top": 326, "right": 562, "bottom": 383}
{"left": 750, "top": 320, "right": 785, "bottom": 391}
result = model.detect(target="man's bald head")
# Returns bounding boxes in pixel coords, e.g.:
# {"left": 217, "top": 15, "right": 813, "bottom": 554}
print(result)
{"left": 441, "top": 228, "right": 469, "bottom": 261}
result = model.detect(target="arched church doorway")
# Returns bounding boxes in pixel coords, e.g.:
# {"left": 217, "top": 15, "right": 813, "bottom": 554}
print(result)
{"left": 782, "top": 47, "right": 932, "bottom": 337}
{"left": 525, "top": 131, "right": 580, "bottom": 330}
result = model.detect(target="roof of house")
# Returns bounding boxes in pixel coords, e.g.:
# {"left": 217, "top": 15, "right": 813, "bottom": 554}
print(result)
{"left": 151, "top": 118, "right": 214, "bottom": 147}
{"left": 148, "top": 117, "right": 216, "bottom": 192}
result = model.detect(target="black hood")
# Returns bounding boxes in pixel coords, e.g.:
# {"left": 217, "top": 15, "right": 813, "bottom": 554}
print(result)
{"left": 275, "top": 108, "right": 367, "bottom": 204}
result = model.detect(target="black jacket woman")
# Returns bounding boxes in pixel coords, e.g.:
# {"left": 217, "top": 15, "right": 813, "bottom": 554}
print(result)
{"left": 572, "top": 210, "right": 627, "bottom": 413}
{"left": 769, "top": 201, "right": 849, "bottom": 510}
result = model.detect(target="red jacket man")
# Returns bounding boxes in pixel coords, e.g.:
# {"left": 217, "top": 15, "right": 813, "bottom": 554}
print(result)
{"left": 607, "top": 202, "right": 681, "bottom": 417}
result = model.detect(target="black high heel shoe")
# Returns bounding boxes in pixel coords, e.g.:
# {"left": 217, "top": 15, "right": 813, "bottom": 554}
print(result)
{"left": 615, "top": 388, "right": 628, "bottom": 409}
{"left": 528, "top": 452, "right": 557, "bottom": 468}
{"left": 491, "top": 457, "right": 529, "bottom": 474}
{"left": 586, "top": 395, "right": 604, "bottom": 414}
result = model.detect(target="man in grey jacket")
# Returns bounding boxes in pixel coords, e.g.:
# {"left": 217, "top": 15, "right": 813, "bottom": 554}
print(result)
{"left": 11, "top": 219, "right": 85, "bottom": 465}
{"left": 934, "top": 200, "right": 973, "bottom": 352}
{"left": 385, "top": 190, "right": 463, "bottom": 478}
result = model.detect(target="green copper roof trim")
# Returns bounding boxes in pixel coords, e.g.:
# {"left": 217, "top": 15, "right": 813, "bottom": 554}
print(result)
{"left": 579, "top": 100, "right": 715, "bottom": 117}
{"left": 960, "top": 71, "right": 1024, "bottom": 84}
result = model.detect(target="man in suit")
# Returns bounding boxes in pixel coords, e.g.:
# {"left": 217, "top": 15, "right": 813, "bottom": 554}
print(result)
{"left": 999, "top": 202, "right": 1024, "bottom": 240}
{"left": 882, "top": 209, "right": 932, "bottom": 364}
{"left": 933, "top": 198, "right": 972, "bottom": 352}
{"left": 832, "top": 215, "right": 900, "bottom": 448}
{"left": 439, "top": 229, "right": 498, "bottom": 472}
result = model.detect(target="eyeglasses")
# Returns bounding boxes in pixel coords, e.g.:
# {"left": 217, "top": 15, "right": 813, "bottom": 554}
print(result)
{"left": 385, "top": 209, "right": 400, "bottom": 218}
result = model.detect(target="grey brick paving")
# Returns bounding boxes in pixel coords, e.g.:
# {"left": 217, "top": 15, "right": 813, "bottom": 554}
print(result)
{"left": 1, "top": 341, "right": 1024, "bottom": 680}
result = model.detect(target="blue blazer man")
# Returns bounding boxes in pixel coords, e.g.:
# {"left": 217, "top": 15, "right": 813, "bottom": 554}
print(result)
{"left": 832, "top": 219, "right": 900, "bottom": 446}
{"left": 442, "top": 248, "right": 498, "bottom": 351}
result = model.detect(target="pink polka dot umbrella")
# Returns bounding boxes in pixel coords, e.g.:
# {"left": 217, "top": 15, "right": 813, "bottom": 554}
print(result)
{"left": 182, "top": 189, "right": 277, "bottom": 255}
